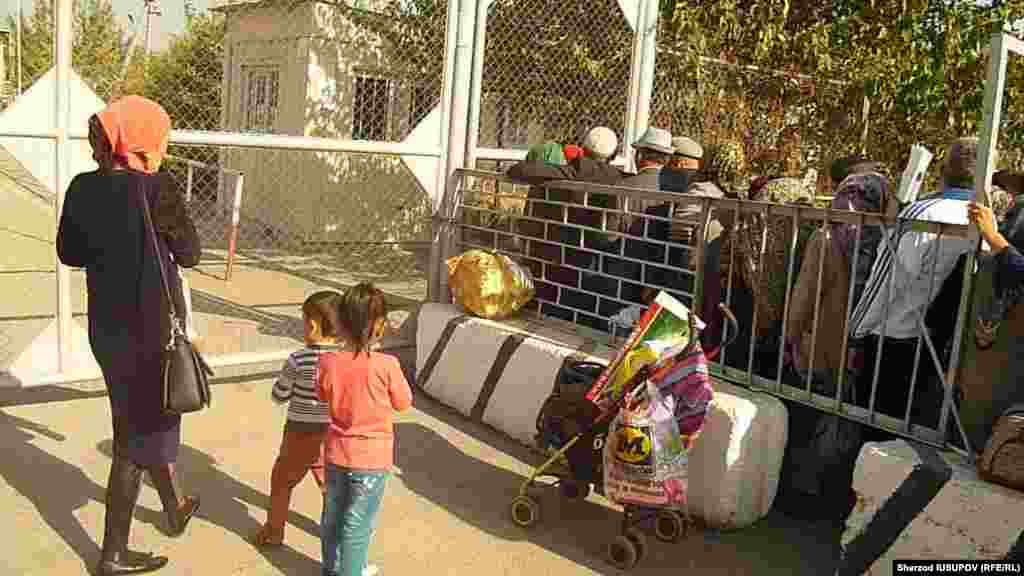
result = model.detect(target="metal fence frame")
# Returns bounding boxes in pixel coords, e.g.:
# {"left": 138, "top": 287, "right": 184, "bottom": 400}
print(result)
{"left": 432, "top": 167, "right": 987, "bottom": 454}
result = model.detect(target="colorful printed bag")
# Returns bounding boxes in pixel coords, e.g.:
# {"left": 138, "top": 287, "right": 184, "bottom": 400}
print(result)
{"left": 603, "top": 381, "right": 689, "bottom": 508}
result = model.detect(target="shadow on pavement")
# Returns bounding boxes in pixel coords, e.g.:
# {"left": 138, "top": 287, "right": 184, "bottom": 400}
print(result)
{"left": 96, "top": 440, "right": 322, "bottom": 575}
{"left": 399, "top": 397, "right": 841, "bottom": 575}
{"left": 0, "top": 409, "right": 102, "bottom": 572}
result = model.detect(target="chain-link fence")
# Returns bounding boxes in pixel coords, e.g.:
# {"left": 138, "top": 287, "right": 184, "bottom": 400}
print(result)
{"left": 1, "top": 0, "right": 447, "bottom": 373}
{"left": 476, "top": 0, "right": 633, "bottom": 151}
{"left": 650, "top": 49, "right": 870, "bottom": 198}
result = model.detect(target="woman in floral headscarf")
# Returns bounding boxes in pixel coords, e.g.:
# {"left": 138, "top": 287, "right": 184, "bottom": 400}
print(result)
{"left": 57, "top": 96, "right": 201, "bottom": 575}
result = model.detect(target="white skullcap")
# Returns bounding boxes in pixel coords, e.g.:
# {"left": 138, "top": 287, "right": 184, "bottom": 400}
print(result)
{"left": 672, "top": 136, "right": 703, "bottom": 160}
{"left": 582, "top": 126, "right": 618, "bottom": 159}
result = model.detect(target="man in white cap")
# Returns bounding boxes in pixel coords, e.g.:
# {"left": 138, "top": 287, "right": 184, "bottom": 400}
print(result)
{"left": 505, "top": 127, "right": 625, "bottom": 318}
{"left": 621, "top": 126, "right": 674, "bottom": 194}
{"left": 659, "top": 134, "right": 704, "bottom": 196}
{"left": 581, "top": 126, "right": 620, "bottom": 165}
{"left": 671, "top": 136, "right": 704, "bottom": 170}
{"left": 506, "top": 126, "right": 622, "bottom": 185}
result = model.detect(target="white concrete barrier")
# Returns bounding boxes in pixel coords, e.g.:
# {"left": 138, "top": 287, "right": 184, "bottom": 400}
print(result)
{"left": 415, "top": 303, "right": 614, "bottom": 445}
{"left": 687, "top": 379, "right": 788, "bottom": 530}
{"left": 837, "top": 440, "right": 1024, "bottom": 575}
{"left": 416, "top": 302, "right": 790, "bottom": 529}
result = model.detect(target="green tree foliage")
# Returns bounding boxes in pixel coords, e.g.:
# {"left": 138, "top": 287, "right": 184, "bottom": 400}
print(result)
{"left": 142, "top": 13, "right": 225, "bottom": 131}
{"left": 7, "top": 0, "right": 133, "bottom": 97}
{"left": 656, "top": 0, "right": 1024, "bottom": 181}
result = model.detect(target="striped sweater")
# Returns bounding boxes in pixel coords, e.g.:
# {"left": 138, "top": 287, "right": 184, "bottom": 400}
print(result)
{"left": 272, "top": 344, "right": 339, "bottom": 424}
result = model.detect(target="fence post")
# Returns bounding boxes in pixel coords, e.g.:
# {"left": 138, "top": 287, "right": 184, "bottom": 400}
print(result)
{"left": 622, "top": 0, "right": 658, "bottom": 174}
{"left": 225, "top": 172, "right": 245, "bottom": 282}
{"left": 430, "top": 0, "right": 477, "bottom": 301}
{"left": 186, "top": 164, "right": 194, "bottom": 203}
{"left": 440, "top": 0, "right": 475, "bottom": 184}
{"left": 54, "top": 0, "right": 73, "bottom": 372}
{"left": 463, "top": 0, "right": 492, "bottom": 171}
{"left": 939, "top": 32, "right": 1010, "bottom": 445}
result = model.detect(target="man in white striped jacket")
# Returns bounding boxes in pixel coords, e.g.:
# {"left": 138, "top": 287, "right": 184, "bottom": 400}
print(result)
{"left": 849, "top": 138, "right": 986, "bottom": 429}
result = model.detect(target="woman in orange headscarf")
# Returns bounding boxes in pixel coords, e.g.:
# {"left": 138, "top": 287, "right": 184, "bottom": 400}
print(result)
{"left": 57, "top": 96, "right": 201, "bottom": 575}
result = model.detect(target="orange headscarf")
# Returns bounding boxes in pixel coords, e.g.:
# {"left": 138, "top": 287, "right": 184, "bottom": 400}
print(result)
{"left": 96, "top": 95, "right": 171, "bottom": 174}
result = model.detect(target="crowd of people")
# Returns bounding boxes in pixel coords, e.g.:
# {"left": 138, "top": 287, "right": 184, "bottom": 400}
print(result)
{"left": 503, "top": 125, "right": 1023, "bottom": 469}
{"left": 55, "top": 92, "right": 1024, "bottom": 573}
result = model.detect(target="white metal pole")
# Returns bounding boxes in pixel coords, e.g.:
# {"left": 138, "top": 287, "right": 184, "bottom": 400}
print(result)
{"left": 16, "top": 0, "right": 23, "bottom": 94}
{"left": 445, "top": 0, "right": 474, "bottom": 178}
{"left": 633, "top": 0, "right": 658, "bottom": 144}
{"left": 429, "top": 0, "right": 474, "bottom": 301}
{"left": 55, "top": 0, "right": 73, "bottom": 372}
{"left": 621, "top": 0, "right": 647, "bottom": 174}
{"left": 434, "top": 0, "right": 461, "bottom": 204}
{"left": 144, "top": 1, "right": 152, "bottom": 55}
{"left": 463, "top": 0, "right": 491, "bottom": 170}
{"left": 938, "top": 32, "right": 1009, "bottom": 440}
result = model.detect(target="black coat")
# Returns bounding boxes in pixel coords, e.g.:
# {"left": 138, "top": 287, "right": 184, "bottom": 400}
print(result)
{"left": 506, "top": 156, "right": 625, "bottom": 248}
{"left": 57, "top": 170, "right": 201, "bottom": 436}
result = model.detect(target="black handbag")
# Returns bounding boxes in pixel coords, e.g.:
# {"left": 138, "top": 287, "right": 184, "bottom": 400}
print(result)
{"left": 140, "top": 183, "right": 214, "bottom": 414}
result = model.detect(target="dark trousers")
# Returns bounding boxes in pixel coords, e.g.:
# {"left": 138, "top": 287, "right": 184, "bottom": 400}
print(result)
{"left": 102, "top": 436, "right": 184, "bottom": 561}
{"left": 854, "top": 335, "right": 944, "bottom": 430}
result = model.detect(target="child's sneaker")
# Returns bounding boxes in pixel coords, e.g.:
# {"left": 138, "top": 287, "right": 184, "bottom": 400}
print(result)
{"left": 363, "top": 565, "right": 380, "bottom": 576}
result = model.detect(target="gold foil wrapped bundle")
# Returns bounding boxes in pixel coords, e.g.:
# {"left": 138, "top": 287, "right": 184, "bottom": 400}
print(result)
{"left": 446, "top": 249, "right": 535, "bottom": 319}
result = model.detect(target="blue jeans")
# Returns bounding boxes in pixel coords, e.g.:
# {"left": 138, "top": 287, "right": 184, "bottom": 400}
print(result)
{"left": 321, "top": 465, "right": 389, "bottom": 576}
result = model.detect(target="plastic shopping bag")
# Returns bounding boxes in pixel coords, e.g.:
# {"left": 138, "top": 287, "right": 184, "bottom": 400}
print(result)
{"left": 446, "top": 249, "right": 535, "bottom": 319}
{"left": 587, "top": 291, "right": 704, "bottom": 411}
{"left": 603, "top": 380, "right": 690, "bottom": 508}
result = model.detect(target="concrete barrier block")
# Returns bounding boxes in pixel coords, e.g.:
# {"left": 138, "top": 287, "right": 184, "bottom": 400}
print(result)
{"left": 415, "top": 303, "right": 614, "bottom": 427}
{"left": 415, "top": 302, "right": 789, "bottom": 530}
{"left": 687, "top": 380, "right": 788, "bottom": 530}
{"left": 837, "top": 440, "right": 1024, "bottom": 576}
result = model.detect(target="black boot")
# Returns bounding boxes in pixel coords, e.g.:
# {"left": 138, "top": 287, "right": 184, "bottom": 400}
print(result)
{"left": 96, "top": 550, "right": 169, "bottom": 575}
{"left": 148, "top": 463, "right": 200, "bottom": 537}
{"left": 98, "top": 457, "right": 168, "bottom": 575}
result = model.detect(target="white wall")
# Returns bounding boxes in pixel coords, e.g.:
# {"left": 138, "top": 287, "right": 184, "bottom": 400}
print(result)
{"left": 218, "top": 1, "right": 432, "bottom": 248}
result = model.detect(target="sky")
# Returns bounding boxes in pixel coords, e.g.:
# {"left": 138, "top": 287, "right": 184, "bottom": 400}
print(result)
{"left": 2, "top": 0, "right": 214, "bottom": 51}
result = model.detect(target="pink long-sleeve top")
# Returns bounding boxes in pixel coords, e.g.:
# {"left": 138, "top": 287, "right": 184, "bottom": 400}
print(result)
{"left": 317, "top": 350, "right": 413, "bottom": 471}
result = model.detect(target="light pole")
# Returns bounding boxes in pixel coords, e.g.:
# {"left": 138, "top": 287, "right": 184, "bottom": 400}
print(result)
{"left": 143, "top": 0, "right": 161, "bottom": 55}
{"left": 16, "top": 0, "right": 22, "bottom": 94}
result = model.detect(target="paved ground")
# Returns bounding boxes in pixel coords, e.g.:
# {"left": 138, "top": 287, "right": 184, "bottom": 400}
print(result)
{"left": 0, "top": 379, "right": 840, "bottom": 576}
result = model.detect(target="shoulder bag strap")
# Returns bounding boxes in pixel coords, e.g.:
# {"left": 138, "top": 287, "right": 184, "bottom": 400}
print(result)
{"left": 138, "top": 178, "right": 183, "bottom": 343}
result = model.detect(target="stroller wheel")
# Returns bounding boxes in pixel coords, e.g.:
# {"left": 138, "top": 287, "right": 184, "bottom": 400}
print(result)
{"left": 623, "top": 527, "right": 648, "bottom": 562}
{"left": 559, "top": 481, "right": 591, "bottom": 501}
{"left": 510, "top": 495, "right": 541, "bottom": 528}
{"left": 606, "top": 534, "right": 639, "bottom": 570}
{"left": 654, "top": 510, "right": 687, "bottom": 543}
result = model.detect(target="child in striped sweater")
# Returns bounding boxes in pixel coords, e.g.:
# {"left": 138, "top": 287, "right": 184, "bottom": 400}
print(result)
{"left": 253, "top": 290, "right": 342, "bottom": 547}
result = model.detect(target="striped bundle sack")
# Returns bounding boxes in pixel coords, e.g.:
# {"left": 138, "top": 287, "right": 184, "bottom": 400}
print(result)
{"left": 648, "top": 342, "right": 715, "bottom": 450}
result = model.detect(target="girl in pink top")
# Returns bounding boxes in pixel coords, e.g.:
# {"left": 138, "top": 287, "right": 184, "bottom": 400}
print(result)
{"left": 317, "top": 283, "right": 412, "bottom": 576}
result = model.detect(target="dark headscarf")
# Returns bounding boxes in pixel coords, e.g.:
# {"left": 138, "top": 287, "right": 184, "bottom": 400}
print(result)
{"left": 830, "top": 172, "right": 893, "bottom": 255}
{"left": 977, "top": 173, "right": 1024, "bottom": 347}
